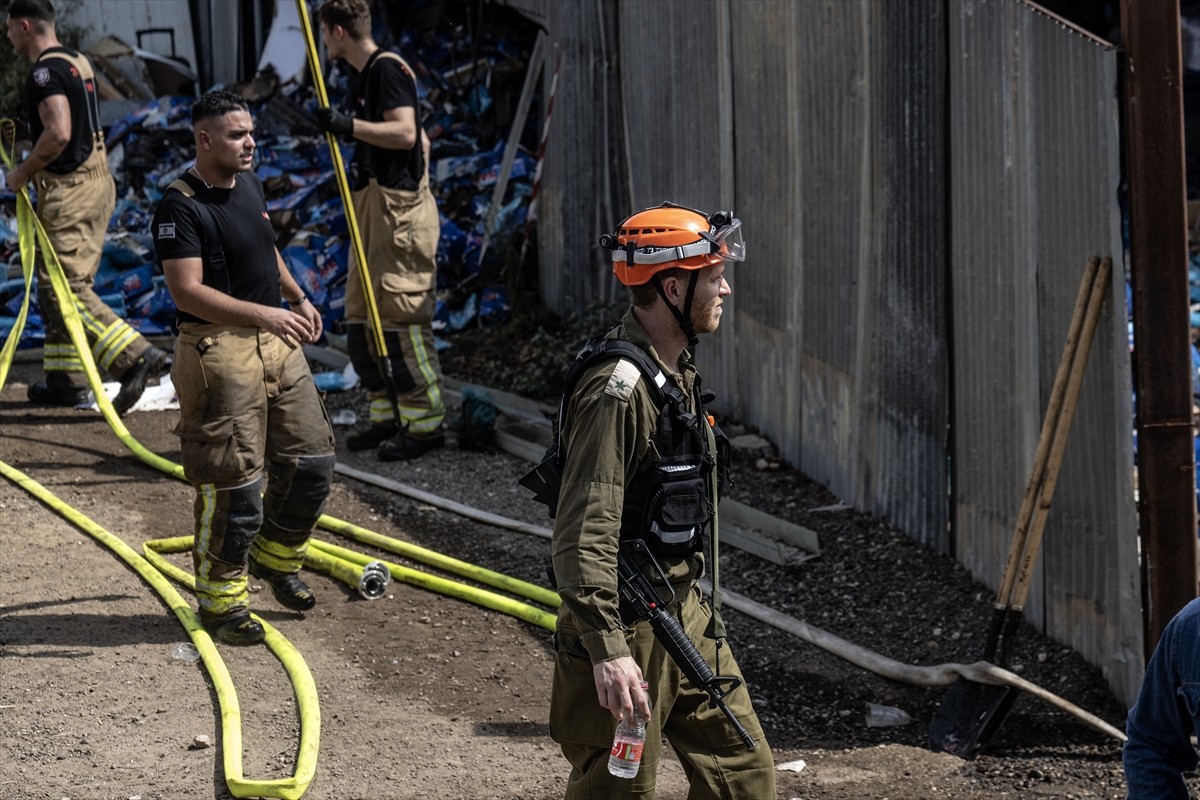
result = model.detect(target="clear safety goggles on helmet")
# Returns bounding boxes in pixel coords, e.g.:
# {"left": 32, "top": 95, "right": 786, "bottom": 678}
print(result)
{"left": 603, "top": 211, "right": 746, "bottom": 265}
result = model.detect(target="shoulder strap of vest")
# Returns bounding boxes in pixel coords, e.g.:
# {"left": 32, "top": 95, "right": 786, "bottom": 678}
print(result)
{"left": 166, "top": 178, "right": 226, "bottom": 272}
{"left": 578, "top": 338, "right": 688, "bottom": 410}
{"left": 550, "top": 336, "right": 691, "bottom": 457}
{"left": 167, "top": 177, "right": 193, "bottom": 197}
{"left": 521, "top": 334, "right": 697, "bottom": 513}
{"left": 37, "top": 50, "right": 103, "bottom": 146}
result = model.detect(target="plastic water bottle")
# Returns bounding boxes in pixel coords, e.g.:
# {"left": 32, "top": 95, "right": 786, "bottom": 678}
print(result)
{"left": 608, "top": 682, "right": 650, "bottom": 779}
{"left": 169, "top": 642, "right": 200, "bottom": 664}
{"left": 608, "top": 716, "right": 646, "bottom": 778}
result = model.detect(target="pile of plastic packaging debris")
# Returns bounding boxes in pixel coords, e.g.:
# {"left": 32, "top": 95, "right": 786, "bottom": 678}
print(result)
{"left": 0, "top": 3, "right": 541, "bottom": 355}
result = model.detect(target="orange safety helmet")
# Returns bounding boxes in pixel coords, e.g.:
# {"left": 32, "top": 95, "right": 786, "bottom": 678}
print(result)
{"left": 600, "top": 202, "right": 745, "bottom": 286}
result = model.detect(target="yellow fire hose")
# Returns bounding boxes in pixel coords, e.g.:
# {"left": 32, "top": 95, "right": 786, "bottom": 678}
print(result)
{"left": 0, "top": 121, "right": 183, "bottom": 481}
{"left": 0, "top": 118, "right": 556, "bottom": 618}
{"left": 0, "top": 127, "right": 325, "bottom": 797}
{"left": 303, "top": 544, "right": 392, "bottom": 600}
{"left": 145, "top": 535, "right": 392, "bottom": 602}
{"left": 0, "top": 103, "right": 558, "bottom": 798}
{"left": 1, "top": 462, "right": 320, "bottom": 800}
{"left": 310, "top": 538, "right": 557, "bottom": 631}
{"left": 0, "top": 146, "right": 317, "bottom": 795}
{"left": 316, "top": 512, "right": 561, "bottom": 609}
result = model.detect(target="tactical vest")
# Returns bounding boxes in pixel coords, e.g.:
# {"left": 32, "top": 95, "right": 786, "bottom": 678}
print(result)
{"left": 520, "top": 335, "right": 732, "bottom": 557}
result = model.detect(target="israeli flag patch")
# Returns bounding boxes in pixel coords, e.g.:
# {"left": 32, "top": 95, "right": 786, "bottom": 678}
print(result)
{"left": 604, "top": 359, "right": 642, "bottom": 401}
{"left": 157, "top": 222, "right": 176, "bottom": 239}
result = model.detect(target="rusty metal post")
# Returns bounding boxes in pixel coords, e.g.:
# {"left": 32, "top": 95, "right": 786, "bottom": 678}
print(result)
{"left": 1121, "top": 0, "right": 1198, "bottom": 660}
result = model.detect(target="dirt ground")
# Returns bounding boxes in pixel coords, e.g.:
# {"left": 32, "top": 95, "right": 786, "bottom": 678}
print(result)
{"left": 0, "top": 345, "right": 1175, "bottom": 800}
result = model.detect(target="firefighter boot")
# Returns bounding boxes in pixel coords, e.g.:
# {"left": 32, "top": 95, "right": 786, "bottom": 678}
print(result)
{"left": 346, "top": 423, "right": 396, "bottom": 452}
{"left": 249, "top": 562, "right": 317, "bottom": 611}
{"left": 377, "top": 426, "right": 445, "bottom": 462}
{"left": 200, "top": 609, "right": 266, "bottom": 646}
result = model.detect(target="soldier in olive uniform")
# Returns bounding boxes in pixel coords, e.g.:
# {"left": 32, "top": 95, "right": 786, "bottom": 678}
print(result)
{"left": 546, "top": 204, "right": 777, "bottom": 798}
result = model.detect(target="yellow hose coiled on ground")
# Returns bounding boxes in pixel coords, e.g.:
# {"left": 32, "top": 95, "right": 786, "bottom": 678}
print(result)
{"left": 0, "top": 124, "right": 314, "bottom": 799}
{"left": 3, "top": 464, "right": 319, "bottom": 799}
{"left": 0, "top": 69, "right": 560, "bottom": 795}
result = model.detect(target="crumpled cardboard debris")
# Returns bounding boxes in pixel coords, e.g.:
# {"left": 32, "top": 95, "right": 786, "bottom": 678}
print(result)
{"left": 1, "top": 10, "right": 540, "bottom": 362}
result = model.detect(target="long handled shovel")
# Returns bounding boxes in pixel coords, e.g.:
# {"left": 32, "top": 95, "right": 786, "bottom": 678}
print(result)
{"left": 929, "top": 256, "right": 1111, "bottom": 759}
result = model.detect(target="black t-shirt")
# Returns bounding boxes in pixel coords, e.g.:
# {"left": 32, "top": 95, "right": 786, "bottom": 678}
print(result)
{"left": 348, "top": 50, "right": 423, "bottom": 191}
{"left": 27, "top": 47, "right": 100, "bottom": 173}
{"left": 152, "top": 171, "right": 282, "bottom": 325}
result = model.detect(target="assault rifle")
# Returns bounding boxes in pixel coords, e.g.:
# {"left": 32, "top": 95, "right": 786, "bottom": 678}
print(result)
{"left": 617, "top": 539, "right": 757, "bottom": 751}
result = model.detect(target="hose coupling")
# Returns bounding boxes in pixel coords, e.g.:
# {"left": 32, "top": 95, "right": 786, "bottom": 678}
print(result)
{"left": 357, "top": 560, "right": 391, "bottom": 600}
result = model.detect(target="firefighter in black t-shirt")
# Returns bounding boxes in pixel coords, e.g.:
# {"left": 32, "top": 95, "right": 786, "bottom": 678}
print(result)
{"left": 152, "top": 90, "right": 335, "bottom": 646}
{"left": 314, "top": 0, "right": 446, "bottom": 462}
{"left": 4, "top": 0, "right": 168, "bottom": 413}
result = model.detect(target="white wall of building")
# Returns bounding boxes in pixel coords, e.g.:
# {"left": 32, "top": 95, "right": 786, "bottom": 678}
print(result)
{"left": 64, "top": 0, "right": 199, "bottom": 77}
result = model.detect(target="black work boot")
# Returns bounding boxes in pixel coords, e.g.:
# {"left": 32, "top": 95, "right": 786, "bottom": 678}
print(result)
{"left": 346, "top": 423, "right": 396, "bottom": 452}
{"left": 377, "top": 427, "right": 446, "bottom": 462}
{"left": 27, "top": 381, "right": 90, "bottom": 407}
{"left": 113, "top": 346, "right": 169, "bottom": 415}
{"left": 249, "top": 563, "right": 317, "bottom": 611}
{"left": 200, "top": 609, "right": 265, "bottom": 646}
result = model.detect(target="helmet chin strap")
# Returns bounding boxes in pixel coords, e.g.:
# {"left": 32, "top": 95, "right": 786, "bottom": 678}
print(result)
{"left": 651, "top": 271, "right": 700, "bottom": 347}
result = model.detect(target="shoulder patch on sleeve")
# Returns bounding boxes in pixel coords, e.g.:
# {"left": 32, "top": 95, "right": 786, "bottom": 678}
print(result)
{"left": 604, "top": 359, "right": 642, "bottom": 401}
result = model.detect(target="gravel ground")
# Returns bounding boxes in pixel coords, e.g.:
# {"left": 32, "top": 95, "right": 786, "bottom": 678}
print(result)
{"left": 319, "top": 317, "right": 1152, "bottom": 798}
{"left": 0, "top": 314, "right": 1166, "bottom": 799}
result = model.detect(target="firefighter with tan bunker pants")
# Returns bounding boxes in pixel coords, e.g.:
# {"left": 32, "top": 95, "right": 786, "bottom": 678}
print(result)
{"left": 153, "top": 91, "right": 335, "bottom": 647}
{"left": 5, "top": 0, "right": 169, "bottom": 413}
{"left": 314, "top": 0, "right": 447, "bottom": 462}
{"left": 535, "top": 203, "right": 777, "bottom": 798}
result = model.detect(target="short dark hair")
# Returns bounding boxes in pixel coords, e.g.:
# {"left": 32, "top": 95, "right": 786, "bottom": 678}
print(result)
{"left": 191, "top": 89, "right": 250, "bottom": 126}
{"left": 6, "top": 0, "right": 55, "bottom": 24}
{"left": 316, "top": 0, "right": 371, "bottom": 40}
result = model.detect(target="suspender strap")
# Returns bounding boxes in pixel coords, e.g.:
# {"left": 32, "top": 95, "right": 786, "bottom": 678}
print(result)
{"left": 367, "top": 50, "right": 425, "bottom": 177}
{"left": 167, "top": 178, "right": 226, "bottom": 275}
{"left": 37, "top": 51, "right": 104, "bottom": 146}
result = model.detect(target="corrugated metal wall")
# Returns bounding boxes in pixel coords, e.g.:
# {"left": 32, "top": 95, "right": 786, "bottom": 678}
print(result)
{"left": 949, "top": 0, "right": 1140, "bottom": 704}
{"left": 504, "top": 0, "right": 1141, "bottom": 704}
{"left": 782, "top": 0, "right": 950, "bottom": 550}
{"left": 499, "top": 0, "right": 628, "bottom": 312}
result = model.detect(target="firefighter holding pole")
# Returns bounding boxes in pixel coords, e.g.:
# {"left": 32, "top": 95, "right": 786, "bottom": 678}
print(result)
{"left": 311, "top": 0, "right": 447, "bottom": 462}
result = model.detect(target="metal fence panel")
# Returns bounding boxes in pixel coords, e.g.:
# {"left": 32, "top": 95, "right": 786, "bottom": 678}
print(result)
{"left": 862, "top": 0, "right": 949, "bottom": 549}
{"left": 514, "top": 0, "right": 1140, "bottom": 705}
{"left": 949, "top": 0, "right": 1140, "bottom": 701}
{"left": 721, "top": 0, "right": 805, "bottom": 482}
